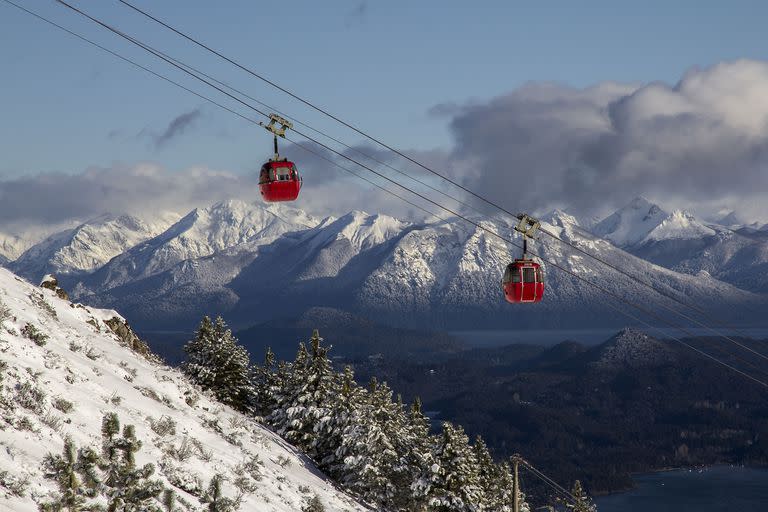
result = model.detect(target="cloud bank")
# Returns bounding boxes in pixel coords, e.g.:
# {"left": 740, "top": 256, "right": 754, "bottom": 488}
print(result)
{"left": 441, "top": 59, "right": 768, "bottom": 220}
{"left": 0, "top": 143, "right": 436, "bottom": 235}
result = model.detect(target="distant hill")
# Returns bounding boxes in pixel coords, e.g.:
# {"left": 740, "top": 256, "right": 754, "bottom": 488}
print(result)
{"left": 350, "top": 328, "right": 768, "bottom": 495}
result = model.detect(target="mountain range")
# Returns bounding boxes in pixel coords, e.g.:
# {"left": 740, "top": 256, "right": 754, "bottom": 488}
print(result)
{"left": 2, "top": 197, "right": 767, "bottom": 336}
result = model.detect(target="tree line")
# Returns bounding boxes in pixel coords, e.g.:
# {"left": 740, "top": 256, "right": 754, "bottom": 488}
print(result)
{"left": 183, "top": 315, "right": 533, "bottom": 511}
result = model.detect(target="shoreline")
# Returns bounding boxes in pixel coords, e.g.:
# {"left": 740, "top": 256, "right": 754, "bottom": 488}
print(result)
{"left": 596, "top": 463, "right": 768, "bottom": 498}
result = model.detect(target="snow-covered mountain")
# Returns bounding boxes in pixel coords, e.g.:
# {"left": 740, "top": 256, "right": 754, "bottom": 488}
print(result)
{"left": 58, "top": 202, "right": 765, "bottom": 333}
{"left": 0, "top": 232, "right": 27, "bottom": 262}
{"left": 584, "top": 198, "right": 768, "bottom": 293}
{"left": 629, "top": 227, "right": 768, "bottom": 294}
{"left": 0, "top": 223, "right": 83, "bottom": 262}
{"left": 592, "top": 196, "right": 670, "bottom": 247}
{"left": 592, "top": 197, "right": 716, "bottom": 247}
{"left": 9, "top": 213, "right": 179, "bottom": 283}
{"left": 0, "top": 266, "right": 367, "bottom": 511}
{"left": 642, "top": 209, "right": 716, "bottom": 243}
{"left": 713, "top": 210, "right": 747, "bottom": 228}
{"left": 68, "top": 199, "right": 319, "bottom": 296}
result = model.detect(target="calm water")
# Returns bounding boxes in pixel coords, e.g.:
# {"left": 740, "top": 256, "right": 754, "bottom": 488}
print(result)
{"left": 595, "top": 466, "right": 768, "bottom": 512}
{"left": 451, "top": 328, "right": 768, "bottom": 348}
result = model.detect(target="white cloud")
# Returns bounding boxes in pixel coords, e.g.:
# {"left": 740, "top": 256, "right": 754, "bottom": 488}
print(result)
{"left": 441, "top": 59, "right": 768, "bottom": 222}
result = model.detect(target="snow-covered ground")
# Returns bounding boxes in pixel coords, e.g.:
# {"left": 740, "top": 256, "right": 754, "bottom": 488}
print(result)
{"left": 0, "top": 267, "right": 367, "bottom": 511}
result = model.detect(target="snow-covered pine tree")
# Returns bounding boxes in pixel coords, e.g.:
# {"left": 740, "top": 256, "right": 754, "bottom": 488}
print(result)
{"left": 385, "top": 392, "right": 424, "bottom": 511}
{"left": 316, "top": 365, "right": 363, "bottom": 472}
{"left": 472, "top": 436, "right": 496, "bottom": 507}
{"left": 414, "top": 422, "right": 484, "bottom": 512}
{"left": 566, "top": 480, "right": 596, "bottom": 512}
{"left": 39, "top": 436, "right": 98, "bottom": 512}
{"left": 102, "top": 412, "right": 122, "bottom": 496}
{"left": 303, "top": 330, "right": 336, "bottom": 459}
{"left": 182, "top": 316, "right": 255, "bottom": 413}
{"left": 161, "top": 489, "right": 179, "bottom": 512}
{"left": 263, "top": 356, "right": 293, "bottom": 431}
{"left": 335, "top": 377, "right": 404, "bottom": 508}
{"left": 252, "top": 346, "right": 277, "bottom": 419}
{"left": 100, "top": 414, "right": 163, "bottom": 512}
{"left": 402, "top": 396, "right": 435, "bottom": 509}
{"left": 267, "top": 331, "right": 335, "bottom": 457}
{"left": 201, "top": 474, "right": 238, "bottom": 512}
{"left": 113, "top": 424, "right": 164, "bottom": 511}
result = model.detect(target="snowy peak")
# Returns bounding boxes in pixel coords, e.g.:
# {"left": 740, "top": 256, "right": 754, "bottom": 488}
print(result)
{"left": 10, "top": 213, "right": 178, "bottom": 282}
{"left": 0, "top": 266, "right": 365, "bottom": 511}
{"left": 335, "top": 210, "right": 409, "bottom": 250}
{"left": 643, "top": 209, "right": 716, "bottom": 243}
{"left": 309, "top": 210, "right": 409, "bottom": 252}
{"left": 159, "top": 199, "right": 316, "bottom": 252}
{"left": 592, "top": 196, "right": 668, "bottom": 247}
{"left": 541, "top": 209, "right": 580, "bottom": 229}
{"left": 0, "top": 231, "right": 27, "bottom": 261}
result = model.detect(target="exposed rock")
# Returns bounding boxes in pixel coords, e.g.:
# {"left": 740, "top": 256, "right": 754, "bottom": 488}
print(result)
{"left": 40, "top": 273, "right": 69, "bottom": 300}
{"left": 104, "top": 316, "right": 161, "bottom": 363}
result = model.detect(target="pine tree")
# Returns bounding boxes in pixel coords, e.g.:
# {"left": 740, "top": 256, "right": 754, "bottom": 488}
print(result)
{"left": 336, "top": 378, "right": 405, "bottom": 508}
{"left": 415, "top": 422, "right": 484, "bottom": 512}
{"left": 401, "top": 396, "right": 435, "bottom": 510}
{"left": 102, "top": 413, "right": 122, "bottom": 496}
{"left": 252, "top": 346, "right": 277, "bottom": 419}
{"left": 100, "top": 415, "right": 163, "bottom": 512}
{"left": 566, "top": 480, "right": 596, "bottom": 512}
{"left": 183, "top": 316, "right": 255, "bottom": 413}
{"left": 39, "top": 437, "right": 97, "bottom": 512}
{"left": 75, "top": 447, "right": 102, "bottom": 500}
{"left": 267, "top": 342, "right": 308, "bottom": 440}
{"left": 472, "top": 436, "right": 496, "bottom": 507}
{"left": 201, "top": 475, "right": 238, "bottom": 512}
{"left": 268, "top": 330, "right": 335, "bottom": 457}
{"left": 316, "top": 365, "right": 362, "bottom": 471}
{"left": 161, "top": 490, "right": 179, "bottom": 512}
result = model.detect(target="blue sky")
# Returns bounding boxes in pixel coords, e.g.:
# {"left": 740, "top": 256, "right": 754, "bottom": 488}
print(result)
{"left": 2, "top": 0, "right": 767, "bottom": 175}
{"left": 2, "top": 0, "right": 768, "bottom": 227}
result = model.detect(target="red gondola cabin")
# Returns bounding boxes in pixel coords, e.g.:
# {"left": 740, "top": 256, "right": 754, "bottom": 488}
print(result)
{"left": 259, "top": 160, "right": 302, "bottom": 202}
{"left": 502, "top": 259, "right": 544, "bottom": 303}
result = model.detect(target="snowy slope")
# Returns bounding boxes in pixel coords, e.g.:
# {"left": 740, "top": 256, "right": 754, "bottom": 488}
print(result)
{"left": 10, "top": 213, "right": 179, "bottom": 283}
{"left": 0, "top": 267, "right": 367, "bottom": 511}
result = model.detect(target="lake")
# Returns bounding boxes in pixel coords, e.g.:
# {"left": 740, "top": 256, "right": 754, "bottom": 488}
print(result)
{"left": 595, "top": 466, "right": 768, "bottom": 512}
